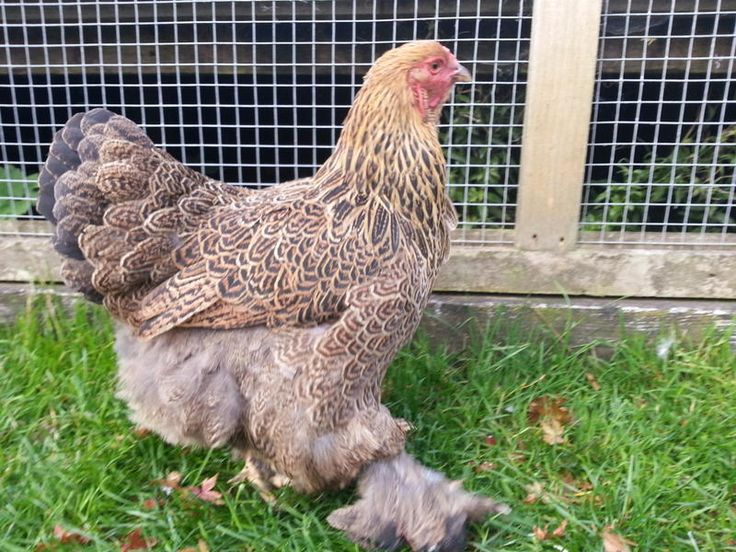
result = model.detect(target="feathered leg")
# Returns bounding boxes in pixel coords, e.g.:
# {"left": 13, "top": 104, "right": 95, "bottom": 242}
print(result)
{"left": 328, "top": 452, "right": 510, "bottom": 552}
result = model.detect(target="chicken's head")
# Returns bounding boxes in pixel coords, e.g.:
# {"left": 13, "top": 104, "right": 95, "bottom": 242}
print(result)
{"left": 363, "top": 41, "right": 471, "bottom": 124}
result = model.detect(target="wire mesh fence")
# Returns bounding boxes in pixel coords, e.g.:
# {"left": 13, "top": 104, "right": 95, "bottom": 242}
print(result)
{"left": 0, "top": 0, "right": 532, "bottom": 244}
{"left": 1, "top": 1, "right": 733, "bottom": 249}
{"left": 581, "top": 0, "right": 736, "bottom": 246}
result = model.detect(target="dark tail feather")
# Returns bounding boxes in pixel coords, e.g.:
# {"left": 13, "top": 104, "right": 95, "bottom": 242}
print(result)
{"left": 37, "top": 109, "right": 227, "bottom": 314}
{"left": 37, "top": 108, "right": 154, "bottom": 302}
{"left": 37, "top": 112, "right": 84, "bottom": 225}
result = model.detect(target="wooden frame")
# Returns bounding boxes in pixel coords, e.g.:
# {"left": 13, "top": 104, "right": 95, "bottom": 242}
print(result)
{"left": 515, "top": 0, "right": 603, "bottom": 251}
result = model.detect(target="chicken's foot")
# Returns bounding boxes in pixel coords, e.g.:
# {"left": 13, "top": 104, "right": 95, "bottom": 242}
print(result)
{"left": 328, "top": 451, "right": 510, "bottom": 552}
{"left": 229, "top": 452, "right": 290, "bottom": 503}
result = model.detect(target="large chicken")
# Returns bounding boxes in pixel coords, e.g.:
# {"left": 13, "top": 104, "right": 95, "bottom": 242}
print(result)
{"left": 37, "top": 41, "right": 508, "bottom": 551}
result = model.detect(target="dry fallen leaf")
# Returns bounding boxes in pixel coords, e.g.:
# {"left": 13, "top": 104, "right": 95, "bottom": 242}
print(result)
{"left": 484, "top": 434, "right": 498, "bottom": 446}
{"left": 528, "top": 396, "right": 572, "bottom": 424}
{"left": 523, "top": 482, "right": 546, "bottom": 505}
{"left": 509, "top": 451, "right": 528, "bottom": 463}
{"left": 532, "top": 519, "right": 568, "bottom": 542}
{"left": 52, "top": 524, "right": 91, "bottom": 545}
{"left": 585, "top": 372, "right": 601, "bottom": 391}
{"left": 142, "top": 498, "right": 159, "bottom": 510}
{"left": 541, "top": 419, "right": 566, "bottom": 445}
{"left": 558, "top": 472, "right": 597, "bottom": 505}
{"left": 472, "top": 461, "right": 497, "bottom": 473}
{"left": 153, "top": 471, "right": 183, "bottom": 495}
{"left": 561, "top": 472, "right": 594, "bottom": 493}
{"left": 528, "top": 396, "right": 573, "bottom": 446}
{"left": 187, "top": 474, "right": 224, "bottom": 505}
{"left": 552, "top": 519, "right": 569, "bottom": 538}
{"left": 151, "top": 471, "right": 224, "bottom": 505}
{"left": 178, "top": 540, "right": 209, "bottom": 552}
{"left": 121, "top": 528, "right": 157, "bottom": 551}
{"left": 602, "top": 525, "right": 635, "bottom": 552}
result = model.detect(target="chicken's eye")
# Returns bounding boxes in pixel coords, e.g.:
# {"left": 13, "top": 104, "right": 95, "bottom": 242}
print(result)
{"left": 430, "top": 61, "right": 441, "bottom": 72}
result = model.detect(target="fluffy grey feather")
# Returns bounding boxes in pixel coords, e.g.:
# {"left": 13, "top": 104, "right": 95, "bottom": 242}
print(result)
{"left": 328, "top": 452, "right": 511, "bottom": 552}
{"left": 115, "top": 324, "right": 510, "bottom": 550}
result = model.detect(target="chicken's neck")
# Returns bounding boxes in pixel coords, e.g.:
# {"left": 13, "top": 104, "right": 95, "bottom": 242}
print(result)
{"left": 316, "top": 85, "right": 456, "bottom": 265}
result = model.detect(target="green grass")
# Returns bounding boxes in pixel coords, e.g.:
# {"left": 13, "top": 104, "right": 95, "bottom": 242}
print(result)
{"left": 1, "top": 299, "right": 735, "bottom": 551}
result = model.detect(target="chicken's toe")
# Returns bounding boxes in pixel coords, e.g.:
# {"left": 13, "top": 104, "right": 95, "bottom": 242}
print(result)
{"left": 229, "top": 453, "right": 279, "bottom": 503}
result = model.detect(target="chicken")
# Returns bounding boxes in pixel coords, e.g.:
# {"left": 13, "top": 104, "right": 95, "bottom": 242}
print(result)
{"left": 37, "top": 41, "right": 509, "bottom": 551}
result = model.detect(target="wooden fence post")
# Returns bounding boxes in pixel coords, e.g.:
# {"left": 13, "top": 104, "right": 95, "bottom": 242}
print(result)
{"left": 515, "top": 0, "right": 604, "bottom": 251}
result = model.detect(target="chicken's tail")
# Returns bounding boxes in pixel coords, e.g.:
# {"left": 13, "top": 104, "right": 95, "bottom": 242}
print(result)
{"left": 327, "top": 452, "right": 510, "bottom": 552}
{"left": 37, "top": 109, "right": 235, "bottom": 318}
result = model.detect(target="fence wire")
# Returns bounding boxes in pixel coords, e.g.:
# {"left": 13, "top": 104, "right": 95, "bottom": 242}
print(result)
{"left": 581, "top": 0, "right": 736, "bottom": 246}
{"left": 0, "top": 0, "right": 531, "bottom": 244}
{"left": 3, "top": 1, "right": 732, "bottom": 248}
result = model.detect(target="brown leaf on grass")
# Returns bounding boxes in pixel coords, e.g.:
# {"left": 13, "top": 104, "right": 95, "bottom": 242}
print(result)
{"left": 142, "top": 498, "right": 160, "bottom": 510}
{"left": 151, "top": 472, "right": 223, "bottom": 505}
{"left": 484, "top": 434, "right": 497, "bottom": 446}
{"left": 523, "top": 482, "right": 546, "bottom": 505}
{"left": 133, "top": 426, "right": 152, "bottom": 438}
{"left": 561, "top": 472, "right": 594, "bottom": 492}
{"left": 506, "top": 439, "right": 529, "bottom": 464}
{"left": 41, "top": 408, "right": 60, "bottom": 440}
{"left": 52, "top": 524, "right": 91, "bottom": 544}
{"left": 509, "top": 452, "right": 528, "bottom": 463}
{"left": 552, "top": 519, "right": 569, "bottom": 538}
{"left": 528, "top": 396, "right": 572, "bottom": 425}
{"left": 541, "top": 419, "right": 566, "bottom": 445}
{"left": 528, "top": 396, "right": 572, "bottom": 445}
{"left": 178, "top": 540, "right": 209, "bottom": 552}
{"left": 559, "top": 472, "right": 597, "bottom": 505}
{"left": 472, "top": 461, "right": 497, "bottom": 473}
{"left": 585, "top": 372, "right": 601, "bottom": 391}
{"left": 152, "top": 471, "right": 182, "bottom": 494}
{"left": 532, "top": 520, "right": 568, "bottom": 541}
{"left": 120, "top": 528, "right": 157, "bottom": 551}
{"left": 602, "top": 525, "right": 635, "bottom": 552}
{"left": 186, "top": 474, "right": 224, "bottom": 505}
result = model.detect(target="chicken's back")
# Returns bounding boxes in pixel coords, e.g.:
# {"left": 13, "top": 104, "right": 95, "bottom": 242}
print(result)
{"left": 37, "top": 109, "right": 368, "bottom": 339}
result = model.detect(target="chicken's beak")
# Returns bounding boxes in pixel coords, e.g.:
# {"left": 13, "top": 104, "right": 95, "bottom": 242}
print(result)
{"left": 453, "top": 64, "right": 472, "bottom": 83}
